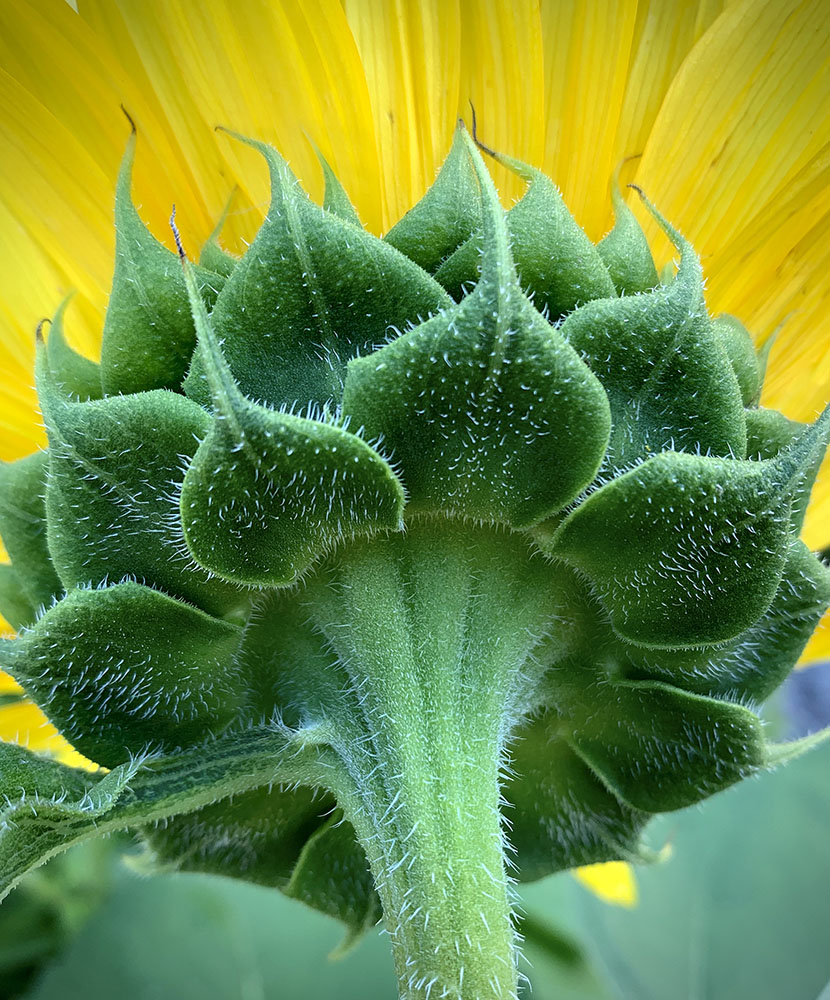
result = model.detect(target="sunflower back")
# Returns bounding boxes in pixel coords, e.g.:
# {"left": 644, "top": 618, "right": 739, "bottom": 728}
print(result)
{"left": 1, "top": 123, "right": 828, "bottom": 996}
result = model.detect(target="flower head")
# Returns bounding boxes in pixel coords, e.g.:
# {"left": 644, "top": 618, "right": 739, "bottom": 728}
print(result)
{"left": 0, "top": 3, "right": 828, "bottom": 994}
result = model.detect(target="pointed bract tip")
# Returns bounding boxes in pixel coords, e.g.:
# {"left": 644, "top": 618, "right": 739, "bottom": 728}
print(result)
{"left": 35, "top": 319, "right": 49, "bottom": 344}
{"left": 120, "top": 105, "right": 137, "bottom": 135}
{"left": 468, "top": 101, "right": 497, "bottom": 158}
{"left": 169, "top": 205, "right": 186, "bottom": 260}
{"left": 628, "top": 183, "right": 688, "bottom": 252}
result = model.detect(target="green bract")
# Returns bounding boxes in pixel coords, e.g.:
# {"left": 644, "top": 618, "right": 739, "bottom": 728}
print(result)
{"left": 1, "top": 122, "right": 829, "bottom": 1000}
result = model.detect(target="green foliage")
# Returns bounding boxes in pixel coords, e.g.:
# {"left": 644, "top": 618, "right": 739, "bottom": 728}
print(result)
{"left": 713, "top": 313, "right": 762, "bottom": 406}
{"left": 99, "top": 127, "right": 225, "bottom": 395}
{"left": 0, "top": 729, "right": 335, "bottom": 902}
{"left": 596, "top": 178, "right": 658, "bottom": 295}
{"left": 183, "top": 131, "right": 451, "bottom": 410}
{"left": 550, "top": 429, "right": 829, "bottom": 645}
{"left": 316, "top": 148, "right": 362, "bottom": 226}
{"left": 562, "top": 735, "right": 830, "bottom": 1000}
{"left": 1, "top": 122, "right": 828, "bottom": 1000}
{"left": 343, "top": 142, "right": 611, "bottom": 527}
{"left": 43, "top": 297, "right": 103, "bottom": 402}
{"left": 7, "top": 582, "right": 244, "bottom": 765}
{"left": 384, "top": 123, "right": 483, "bottom": 273}
{"left": 30, "top": 868, "right": 398, "bottom": 1000}
{"left": 0, "top": 451, "right": 63, "bottom": 624}
{"left": 38, "top": 349, "right": 245, "bottom": 618}
{"left": 433, "top": 149, "right": 616, "bottom": 319}
{"left": 559, "top": 195, "right": 746, "bottom": 469}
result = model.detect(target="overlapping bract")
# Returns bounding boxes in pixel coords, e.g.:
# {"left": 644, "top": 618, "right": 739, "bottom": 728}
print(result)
{"left": 1, "top": 124, "right": 828, "bottom": 937}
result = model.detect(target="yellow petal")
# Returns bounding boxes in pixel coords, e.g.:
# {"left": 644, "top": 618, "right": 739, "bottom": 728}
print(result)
{"left": 798, "top": 608, "right": 830, "bottom": 668}
{"left": 631, "top": 0, "right": 830, "bottom": 546}
{"left": 455, "top": 0, "right": 546, "bottom": 210}
{"left": 540, "top": 1, "right": 728, "bottom": 240}
{"left": 82, "top": 0, "right": 383, "bottom": 234}
{"left": 344, "top": 0, "right": 461, "bottom": 228}
{"left": 0, "top": 671, "right": 96, "bottom": 771}
{"left": 574, "top": 861, "right": 638, "bottom": 908}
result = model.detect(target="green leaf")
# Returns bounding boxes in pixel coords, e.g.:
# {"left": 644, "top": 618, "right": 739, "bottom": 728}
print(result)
{"left": 198, "top": 193, "right": 239, "bottom": 278}
{"left": 552, "top": 410, "right": 830, "bottom": 646}
{"left": 561, "top": 679, "right": 765, "bottom": 812}
{"left": 179, "top": 264, "right": 405, "bottom": 587}
{"left": 433, "top": 148, "right": 616, "bottom": 319}
{"left": 712, "top": 313, "right": 761, "bottom": 407}
{"left": 384, "top": 122, "right": 483, "bottom": 273}
{"left": 615, "top": 540, "right": 830, "bottom": 703}
{"left": 30, "top": 868, "right": 398, "bottom": 1000}
{"left": 37, "top": 347, "right": 246, "bottom": 619}
{"left": 569, "top": 738, "right": 830, "bottom": 1000}
{"left": 0, "top": 838, "right": 119, "bottom": 997}
{"left": 0, "top": 563, "right": 36, "bottom": 632}
{"left": 343, "top": 130, "right": 611, "bottom": 527}
{"left": 184, "top": 131, "right": 451, "bottom": 410}
{"left": 560, "top": 192, "right": 746, "bottom": 468}
{"left": 4, "top": 581, "right": 244, "bottom": 766}
{"left": 596, "top": 178, "right": 659, "bottom": 295}
{"left": 43, "top": 298, "right": 102, "bottom": 402}
{"left": 144, "top": 784, "right": 333, "bottom": 889}
{"left": 0, "top": 451, "right": 63, "bottom": 616}
{"left": 745, "top": 406, "right": 820, "bottom": 531}
{"left": 0, "top": 727, "right": 335, "bottom": 902}
{"left": 99, "top": 128, "right": 225, "bottom": 395}
{"left": 316, "top": 147, "right": 362, "bottom": 226}
{"left": 284, "top": 812, "right": 381, "bottom": 952}
{"left": 507, "top": 723, "right": 649, "bottom": 881}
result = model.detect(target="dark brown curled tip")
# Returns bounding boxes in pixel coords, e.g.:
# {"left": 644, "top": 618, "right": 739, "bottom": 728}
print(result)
{"left": 120, "top": 105, "right": 137, "bottom": 134}
{"left": 169, "top": 205, "right": 186, "bottom": 260}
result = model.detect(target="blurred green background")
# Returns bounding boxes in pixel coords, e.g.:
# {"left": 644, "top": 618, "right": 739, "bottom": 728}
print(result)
{"left": 3, "top": 664, "right": 829, "bottom": 1000}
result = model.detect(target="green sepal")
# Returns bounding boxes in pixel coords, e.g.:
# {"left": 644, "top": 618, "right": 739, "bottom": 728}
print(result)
{"left": 560, "top": 193, "right": 746, "bottom": 468}
{"left": 0, "top": 452, "right": 63, "bottom": 616}
{"left": 506, "top": 721, "right": 649, "bottom": 881}
{"left": 316, "top": 148, "right": 362, "bottom": 226}
{"left": 745, "top": 407, "right": 819, "bottom": 532}
{"left": 145, "top": 784, "right": 332, "bottom": 888}
{"left": 0, "top": 564, "right": 36, "bottom": 632}
{"left": 696, "top": 541, "right": 830, "bottom": 701}
{"left": 180, "top": 265, "right": 405, "bottom": 587}
{"left": 0, "top": 727, "right": 337, "bottom": 902}
{"left": 43, "top": 298, "right": 102, "bottom": 402}
{"left": 37, "top": 347, "right": 245, "bottom": 619}
{"left": 596, "top": 176, "right": 659, "bottom": 295}
{"left": 184, "top": 131, "right": 450, "bottom": 410}
{"left": 561, "top": 678, "right": 765, "bottom": 812}
{"left": 713, "top": 314, "right": 762, "bottom": 407}
{"left": 199, "top": 193, "right": 239, "bottom": 278}
{"left": 764, "top": 726, "right": 830, "bottom": 767}
{"left": 433, "top": 148, "right": 616, "bottom": 319}
{"left": 551, "top": 416, "right": 830, "bottom": 647}
{"left": 284, "top": 812, "right": 381, "bottom": 953}
{"left": 4, "top": 581, "right": 243, "bottom": 767}
{"left": 100, "top": 128, "right": 225, "bottom": 395}
{"left": 384, "top": 122, "right": 483, "bottom": 273}
{"left": 569, "top": 540, "right": 830, "bottom": 705}
{"left": 343, "top": 133, "right": 611, "bottom": 527}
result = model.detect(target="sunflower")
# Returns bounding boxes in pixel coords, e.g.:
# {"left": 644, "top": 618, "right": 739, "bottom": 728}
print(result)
{"left": 0, "top": 0, "right": 828, "bottom": 917}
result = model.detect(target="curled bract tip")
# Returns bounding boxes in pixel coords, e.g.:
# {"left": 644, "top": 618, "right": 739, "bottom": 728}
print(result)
{"left": 119, "top": 105, "right": 137, "bottom": 135}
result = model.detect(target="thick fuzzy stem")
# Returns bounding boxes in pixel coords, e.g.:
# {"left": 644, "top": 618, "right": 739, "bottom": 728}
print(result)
{"left": 353, "top": 729, "right": 516, "bottom": 1000}
{"left": 298, "top": 520, "right": 555, "bottom": 999}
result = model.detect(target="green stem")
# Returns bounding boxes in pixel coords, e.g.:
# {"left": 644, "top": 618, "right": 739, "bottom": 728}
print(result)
{"left": 350, "top": 726, "right": 516, "bottom": 1000}
{"left": 299, "top": 519, "right": 556, "bottom": 999}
